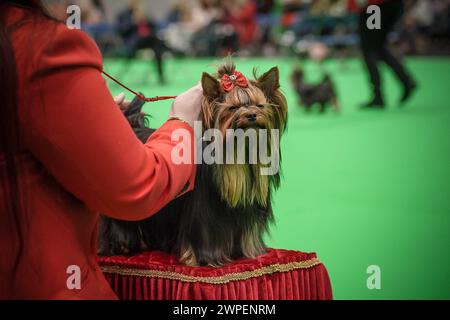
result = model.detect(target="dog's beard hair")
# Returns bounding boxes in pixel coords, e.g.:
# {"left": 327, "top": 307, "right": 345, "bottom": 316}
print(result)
{"left": 213, "top": 134, "right": 272, "bottom": 208}
{"left": 203, "top": 84, "right": 284, "bottom": 209}
{"left": 213, "top": 163, "right": 269, "bottom": 208}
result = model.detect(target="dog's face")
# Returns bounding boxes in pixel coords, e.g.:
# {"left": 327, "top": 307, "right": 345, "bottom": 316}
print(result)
{"left": 199, "top": 63, "right": 288, "bottom": 208}
{"left": 201, "top": 65, "right": 287, "bottom": 137}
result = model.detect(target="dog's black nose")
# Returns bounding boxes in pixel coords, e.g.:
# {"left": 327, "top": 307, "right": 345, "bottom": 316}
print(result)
{"left": 246, "top": 113, "right": 257, "bottom": 121}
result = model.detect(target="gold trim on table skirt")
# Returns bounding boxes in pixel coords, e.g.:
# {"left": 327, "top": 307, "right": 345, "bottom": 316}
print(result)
{"left": 100, "top": 258, "right": 322, "bottom": 284}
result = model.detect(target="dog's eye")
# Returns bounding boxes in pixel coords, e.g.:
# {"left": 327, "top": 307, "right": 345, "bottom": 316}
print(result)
{"left": 257, "top": 104, "right": 264, "bottom": 108}
{"left": 229, "top": 106, "right": 239, "bottom": 111}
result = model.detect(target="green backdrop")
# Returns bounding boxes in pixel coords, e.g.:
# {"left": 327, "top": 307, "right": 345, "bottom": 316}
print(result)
{"left": 104, "top": 57, "right": 450, "bottom": 299}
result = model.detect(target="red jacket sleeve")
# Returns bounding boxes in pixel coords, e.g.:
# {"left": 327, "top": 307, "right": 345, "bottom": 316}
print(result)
{"left": 20, "top": 23, "right": 196, "bottom": 221}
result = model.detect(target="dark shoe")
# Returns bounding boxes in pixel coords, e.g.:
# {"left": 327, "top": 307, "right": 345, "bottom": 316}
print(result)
{"left": 400, "top": 80, "right": 417, "bottom": 105}
{"left": 360, "top": 97, "right": 385, "bottom": 109}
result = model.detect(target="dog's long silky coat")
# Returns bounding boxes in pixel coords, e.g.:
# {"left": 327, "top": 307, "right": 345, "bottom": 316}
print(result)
{"left": 98, "top": 62, "right": 288, "bottom": 266}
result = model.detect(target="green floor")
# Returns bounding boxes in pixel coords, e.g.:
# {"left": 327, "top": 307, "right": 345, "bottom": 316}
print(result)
{"left": 104, "top": 57, "right": 450, "bottom": 300}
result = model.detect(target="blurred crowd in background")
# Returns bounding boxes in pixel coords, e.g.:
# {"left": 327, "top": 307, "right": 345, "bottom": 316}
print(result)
{"left": 47, "top": 0, "right": 450, "bottom": 59}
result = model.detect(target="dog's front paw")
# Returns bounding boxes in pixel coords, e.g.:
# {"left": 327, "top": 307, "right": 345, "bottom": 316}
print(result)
{"left": 198, "top": 252, "right": 232, "bottom": 267}
{"left": 179, "top": 246, "right": 199, "bottom": 266}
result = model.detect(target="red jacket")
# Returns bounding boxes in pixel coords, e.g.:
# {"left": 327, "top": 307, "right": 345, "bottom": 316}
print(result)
{"left": 0, "top": 7, "right": 196, "bottom": 299}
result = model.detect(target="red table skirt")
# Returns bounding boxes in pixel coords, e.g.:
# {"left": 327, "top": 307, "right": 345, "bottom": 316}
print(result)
{"left": 98, "top": 248, "right": 333, "bottom": 300}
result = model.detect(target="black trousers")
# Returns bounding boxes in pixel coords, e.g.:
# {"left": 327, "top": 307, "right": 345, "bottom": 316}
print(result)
{"left": 359, "top": 0, "right": 412, "bottom": 99}
{"left": 127, "top": 35, "right": 168, "bottom": 82}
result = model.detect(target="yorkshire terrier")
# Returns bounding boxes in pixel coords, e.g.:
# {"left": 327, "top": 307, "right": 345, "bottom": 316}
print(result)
{"left": 291, "top": 67, "right": 339, "bottom": 113}
{"left": 98, "top": 61, "right": 288, "bottom": 266}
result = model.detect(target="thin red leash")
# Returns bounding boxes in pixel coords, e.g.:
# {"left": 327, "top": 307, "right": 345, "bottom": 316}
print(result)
{"left": 102, "top": 70, "right": 177, "bottom": 102}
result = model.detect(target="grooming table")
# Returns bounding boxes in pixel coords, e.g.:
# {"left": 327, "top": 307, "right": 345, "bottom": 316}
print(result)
{"left": 98, "top": 248, "right": 333, "bottom": 300}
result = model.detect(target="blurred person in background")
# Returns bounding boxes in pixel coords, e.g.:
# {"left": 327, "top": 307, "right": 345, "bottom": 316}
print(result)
{"left": 161, "top": 1, "right": 193, "bottom": 54}
{"left": 117, "top": 0, "right": 172, "bottom": 84}
{"left": 78, "top": 0, "right": 117, "bottom": 55}
{"left": 222, "top": 0, "right": 258, "bottom": 53}
{"left": 354, "top": 0, "right": 417, "bottom": 108}
{"left": 401, "top": 0, "right": 434, "bottom": 55}
{"left": 405, "top": 0, "right": 450, "bottom": 55}
{"left": 255, "top": 0, "right": 276, "bottom": 55}
{"left": 280, "top": 0, "right": 307, "bottom": 30}
{"left": 163, "top": 0, "right": 221, "bottom": 56}
{"left": 167, "top": 0, "right": 242, "bottom": 57}
{"left": 188, "top": 0, "right": 222, "bottom": 56}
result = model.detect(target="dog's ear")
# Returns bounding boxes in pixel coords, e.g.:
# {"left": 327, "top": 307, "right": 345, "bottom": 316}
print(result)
{"left": 201, "top": 72, "right": 221, "bottom": 100}
{"left": 256, "top": 67, "right": 280, "bottom": 96}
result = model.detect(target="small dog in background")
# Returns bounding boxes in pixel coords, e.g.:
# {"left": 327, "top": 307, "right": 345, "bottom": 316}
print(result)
{"left": 291, "top": 67, "right": 339, "bottom": 113}
{"left": 98, "top": 61, "right": 288, "bottom": 266}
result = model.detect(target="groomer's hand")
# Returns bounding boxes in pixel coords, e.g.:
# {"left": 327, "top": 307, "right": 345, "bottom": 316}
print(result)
{"left": 114, "top": 93, "right": 131, "bottom": 112}
{"left": 169, "top": 84, "right": 203, "bottom": 127}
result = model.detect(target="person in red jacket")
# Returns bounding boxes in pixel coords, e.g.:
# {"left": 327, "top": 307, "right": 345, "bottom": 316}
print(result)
{"left": 223, "top": 0, "right": 257, "bottom": 47}
{"left": 0, "top": 1, "right": 201, "bottom": 299}
{"left": 355, "top": 0, "right": 417, "bottom": 108}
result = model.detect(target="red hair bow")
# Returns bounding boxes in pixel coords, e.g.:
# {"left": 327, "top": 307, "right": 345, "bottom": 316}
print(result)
{"left": 221, "top": 71, "right": 248, "bottom": 92}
